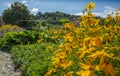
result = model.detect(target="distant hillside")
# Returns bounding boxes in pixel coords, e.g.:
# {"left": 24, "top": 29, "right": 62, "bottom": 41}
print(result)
{"left": 35, "top": 11, "right": 80, "bottom": 26}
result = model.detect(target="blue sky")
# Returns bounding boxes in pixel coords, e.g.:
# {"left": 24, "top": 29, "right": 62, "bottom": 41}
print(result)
{"left": 0, "top": 0, "right": 120, "bottom": 17}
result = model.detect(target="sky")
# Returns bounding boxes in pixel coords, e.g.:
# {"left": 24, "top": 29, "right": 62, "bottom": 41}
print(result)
{"left": 0, "top": 0, "right": 120, "bottom": 17}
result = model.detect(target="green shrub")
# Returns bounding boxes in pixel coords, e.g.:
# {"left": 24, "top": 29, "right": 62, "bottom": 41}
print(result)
{"left": 39, "top": 32, "right": 60, "bottom": 44}
{"left": 0, "top": 30, "right": 39, "bottom": 51}
{"left": 11, "top": 43, "right": 58, "bottom": 76}
{"left": 0, "top": 24, "right": 23, "bottom": 38}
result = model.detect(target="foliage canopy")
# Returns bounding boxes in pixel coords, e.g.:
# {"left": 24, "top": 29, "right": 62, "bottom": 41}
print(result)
{"left": 2, "top": 2, "right": 35, "bottom": 28}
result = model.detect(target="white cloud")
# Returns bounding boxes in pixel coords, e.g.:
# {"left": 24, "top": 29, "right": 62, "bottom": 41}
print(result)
{"left": 21, "top": 0, "right": 29, "bottom": 6}
{"left": 73, "top": 6, "right": 117, "bottom": 18}
{"left": 95, "top": 6, "right": 116, "bottom": 17}
{"left": 31, "top": 8, "right": 39, "bottom": 15}
{"left": 94, "top": 12, "right": 106, "bottom": 18}
{"left": 73, "top": 12, "right": 87, "bottom": 16}
{"left": 22, "top": 0, "right": 27, "bottom": 4}
{"left": 6, "top": 3, "right": 11, "bottom": 7}
{"left": 104, "top": 6, "right": 116, "bottom": 14}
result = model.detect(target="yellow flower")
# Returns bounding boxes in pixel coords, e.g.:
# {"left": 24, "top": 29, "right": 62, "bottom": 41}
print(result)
{"left": 104, "top": 25, "right": 110, "bottom": 30}
{"left": 79, "top": 51, "right": 88, "bottom": 58}
{"left": 85, "top": 2, "right": 96, "bottom": 11}
{"left": 95, "top": 65, "right": 101, "bottom": 71}
{"left": 79, "top": 63, "right": 91, "bottom": 70}
{"left": 105, "top": 15, "right": 112, "bottom": 23}
{"left": 44, "top": 68, "right": 56, "bottom": 76}
{"left": 52, "top": 51, "right": 68, "bottom": 65}
{"left": 46, "top": 45, "right": 53, "bottom": 51}
{"left": 81, "top": 16, "right": 86, "bottom": 20}
{"left": 117, "top": 7, "right": 120, "bottom": 11}
{"left": 76, "top": 62, "right": 97, "bottom": 76}
{"left": 76, "top": 70, "right": 91, "bottom": 76}
{"left": 36, "top": 39, "right": 43, "bottom": 43}
{"left": 93, "top": 37, "right": 102, "bottom": 47}
{"left": 76, "top": 47, "right": 95, "bottom": 58}
{"left": 64, "top": 23, "right": 75, "bottom": 30}
{"left": 88, "top": 50, "right": 114, "bottom": 62}
{"left": 104, "top": 62, "right": 116, "bottom": 76}
{"left": 71, "top": 41, "right": 79, "bottom": 48}
{"left": 64, "top": 71, "right": 74, "bottom": 76}
{"left": 61, "top": 60, "right": 73, "bottom": 69}
{"left": 93, "top": 19, "right": 99, "bottom": 26}
{"left": 59, "top": 43, "right": 72, "bottom": 54}
{"left": 84, "top": 37, "right": 91, "bottom": 42}
{"left": 51, "top": 35, "right": 58, "bottom": 39}
{"left": 87, "top": 12, "right": 94, "bottom": 17}
{"left": 55, "top": 52, "right": 67, "bottom": 59}
{"left": 63, "top": 33, "right": 73, "bottom": 42}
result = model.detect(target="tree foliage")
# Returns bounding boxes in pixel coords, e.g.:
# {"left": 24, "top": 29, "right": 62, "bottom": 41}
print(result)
{"left": 2, "top": 2, "right": 35, "bottom": 28}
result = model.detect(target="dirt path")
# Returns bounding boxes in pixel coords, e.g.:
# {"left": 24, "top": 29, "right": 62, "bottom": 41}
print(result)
{"left": 0, "top": 50, "right": 21, "bottom": 76}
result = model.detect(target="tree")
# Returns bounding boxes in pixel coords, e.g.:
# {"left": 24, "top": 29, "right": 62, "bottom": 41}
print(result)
{"left": 36, "top": 12, "right": 42, "bottom": 19}
{"left": 2, "top": 2, "right": 35, "bottom": 28}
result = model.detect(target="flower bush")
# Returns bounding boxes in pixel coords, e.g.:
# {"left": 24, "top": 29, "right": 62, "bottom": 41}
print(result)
{"left": 45, "top": 2, "right": 120, "bottom": 76}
